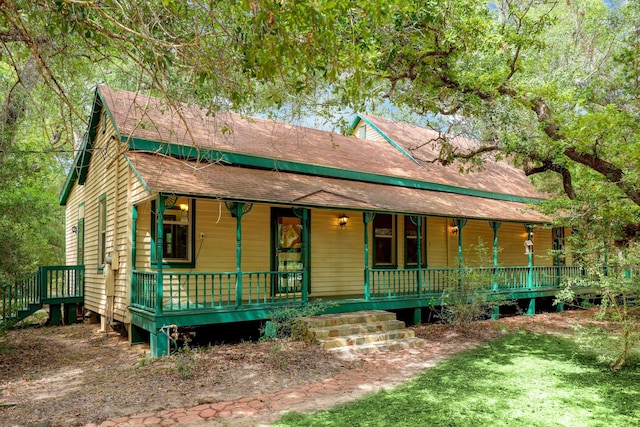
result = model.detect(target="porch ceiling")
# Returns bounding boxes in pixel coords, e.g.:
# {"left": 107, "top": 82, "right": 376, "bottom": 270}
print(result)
{"left": 127, "top": 152, "right": 548, "bottom": 223}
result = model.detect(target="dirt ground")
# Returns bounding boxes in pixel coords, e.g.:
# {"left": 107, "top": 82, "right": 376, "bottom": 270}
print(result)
{"left": 0, "top": 310, "right": 595, "bottom": 427}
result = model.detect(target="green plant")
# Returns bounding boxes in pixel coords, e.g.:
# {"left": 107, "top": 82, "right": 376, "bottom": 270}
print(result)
{"left": 173, "top": 344, "right": 198, "bottom": 379}
{"left": 556, "top": 242, "right": 640, "bottom": 370}
{"left": 260, "top": 300, "right": 335, "bottom": 341}
{"left": 437, "top": 238, "right": 514, "bottom": 327}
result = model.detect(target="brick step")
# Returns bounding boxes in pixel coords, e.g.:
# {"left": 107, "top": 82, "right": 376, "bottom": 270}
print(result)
{"left": 298, "top": 310, "right": 397, "bottom": 329}
{"left": 318, "top": 329, "right": 416, "bottom": 350}
{"left": 306, "top": 319, "right": 407, "bottom": 341}
{"left": 327, "top": 337, "right": 426, "bottom": 356}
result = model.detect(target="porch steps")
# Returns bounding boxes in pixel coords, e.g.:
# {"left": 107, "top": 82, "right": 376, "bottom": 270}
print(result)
{"left": 298, "top": 310, "right": 425, "bottom": 356}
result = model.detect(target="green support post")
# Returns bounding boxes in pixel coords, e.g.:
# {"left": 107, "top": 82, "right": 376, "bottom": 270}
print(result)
{"left": 363, "top": 213, "right": 375, "bottom": 301}
{"left": 526, "top": 298, "right": 536, "bottom": 316}
{"left": 131, "top": 205, "right": 138, "bottom": 306}
{"left": 49, "top": 304, "right": 63, "bottom": 325}
{"left": 151, "top": 329, "right": 169, "bottom": 357}
{"left": 489, "top": 221, "right": 501, "bottom": 320}
{"left": 64, "top": 303, "right": 78, "bottom": 324}
{"left": 413, "top": 307, "right": 422, "bottom": 326}
{"left": 301, "top": 209, "right": 309, "bottom": 303}
{"left": 156, "top": 196, "right": 165, "bottom": 315}
{"left": 525, "top": 224, "right": 534, "bottom": 289}
{"left": 453, "top": 218, "right": 467, "bottom": 288}
{"left": 556, "top": 302, "right": 565, "bottom": 312}
{"left": 412, "top": 216, "right": 423, "bottom": 297}
{"left": 235, "top": 203, "right": 243, "bottom": 308}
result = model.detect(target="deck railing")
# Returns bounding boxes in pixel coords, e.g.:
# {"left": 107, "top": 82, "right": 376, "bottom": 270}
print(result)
{"left": 130, "top": 265, "right": 588, "bottom": 313}
{"left": 1, "top": 265, "right": 84, "bottom": 322}
{"left": 369, "top": 265, "right": 587, "bottom": 299}
{"left": 131, "top": 270, "right": 304, "bottom": 313}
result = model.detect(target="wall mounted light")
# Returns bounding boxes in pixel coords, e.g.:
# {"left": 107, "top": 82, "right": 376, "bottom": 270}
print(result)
{"left": 179, "top": 203, "right": 189, "bottom": 217}
{"left": 339, "top": 214, "right": 349, "bottom": 228}
{"left": 71, "top": 226, "right": 78, "bottom": 234}
{"left": 450, "top": 225, "right": 459, "bottom": 235}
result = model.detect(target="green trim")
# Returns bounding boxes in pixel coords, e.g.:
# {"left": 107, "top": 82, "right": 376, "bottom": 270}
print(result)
{"left": 354, "top": 115, "right": 423, "bottom": 167}
{"left": 97, "top": 193, "right": 107, "bottom": 273}
{"left": 404, "top": 216, "right": 426, "bottom": 268}
{"left": 372, "top": 213, "right": 397, "bottom": 268}
{"left": 59, "top": 86, "right": 119, "bottom": 205}
{"left": 126, "top": 137, "right": 541, "bottom": 204}
{"left": 150, "top": 197, "right": 197, "bottom": 269}
{"left": 123, "top": 155, "right": 152, "bottom": 194}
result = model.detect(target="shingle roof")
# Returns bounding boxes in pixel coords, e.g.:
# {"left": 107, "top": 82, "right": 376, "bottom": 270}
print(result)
{"left": 90, "top": 86, "right": 549, "bottom": 222}
{"left": 126, "top": 152, "right": 547, "bottom": 223}
{"left": 99, "top": 86, "right": 544, "bottom": 202}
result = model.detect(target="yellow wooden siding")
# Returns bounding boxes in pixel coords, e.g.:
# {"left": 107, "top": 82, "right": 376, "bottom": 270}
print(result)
{"left": 64, "top": 185, "right": 83, "bottom": 266}
{"left": 426, "top": 217, "right": 449, "bottom": 267}
{"left": 68, "top": 111, "right": 131, "bottom": 321}
{"left": 354, "top": 122, "right": 386, "bottom": 142}
{"left": 310, "top": 209, "right": 364, "bottom": 297}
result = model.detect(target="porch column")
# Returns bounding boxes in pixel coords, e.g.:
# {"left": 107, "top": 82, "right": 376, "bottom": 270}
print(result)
{"left": 489, "top": 221, "right": 501, "bottom": 320}
{"left": 363, "top": 213, "right": 375, "bottom": 301}
{"left": 301, "top": 209, "right": 309, "bottom": 303}
{"left": 414, "top": 216, "right": 423, "bottom": 297}
{"left": 234, "top": 203, "right": 244, "bottom": 308}
{"left": 525, "top": 224, "right": 535, "bottom": 315}
{"left": 156, "top": 195, "right": 166, "bottom": 315}
{"left": 131, "top": 205, "right": 138, "bottom": 306}
{"left": 525, "top": 224, "right": 534, "bottom": 289}
{"left": 453, "top": 218, "right": 467, "bottom": 268}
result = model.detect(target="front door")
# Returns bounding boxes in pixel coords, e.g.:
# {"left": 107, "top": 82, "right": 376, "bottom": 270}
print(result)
{"left": 272, "top": 208, "right": 305, "bottom": 294}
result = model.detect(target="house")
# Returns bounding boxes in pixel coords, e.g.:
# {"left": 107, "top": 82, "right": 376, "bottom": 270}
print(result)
{"left": 57, "top": 86, "right": 578, "bottom": 356}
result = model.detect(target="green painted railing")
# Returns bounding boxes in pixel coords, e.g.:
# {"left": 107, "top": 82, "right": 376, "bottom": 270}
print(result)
{"left": 131, "top": 270, "right": 304, "bottom": 313}
{"left": 1, "top": 265, "right": 84, "bottom": 322}
{"left": 370, "top": 266, "right": 587, "bottom": 299}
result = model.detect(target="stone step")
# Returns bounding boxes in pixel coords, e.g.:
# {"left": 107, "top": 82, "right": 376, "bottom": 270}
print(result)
{"left": 306, "top": 319, "right": 407, "bottom": 341}
{"left": 298, "top": 310, "right": 397, "bottom": 329}
{"left": 327, "top": 337, "right": 426, "bottom": 356}
{"left": 318, "top": 329, "right": 416, "bottom": 350}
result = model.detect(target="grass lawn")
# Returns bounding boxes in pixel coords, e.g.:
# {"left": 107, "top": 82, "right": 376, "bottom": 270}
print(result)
{"left": 274, "top": 331, "right": 640, "bottom": 426}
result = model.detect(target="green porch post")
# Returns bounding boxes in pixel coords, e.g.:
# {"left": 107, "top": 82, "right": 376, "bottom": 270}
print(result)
{"left": 525, "top": 224, "right": 535, "bottom": 315}
{"left": 301, "top": 209, "right": 309, "bottom": 303}
{"left": 156, "top": 195, "right": 165, "bottom": 315}
{"left": 489, "top": 221, "right": 501, "bottom": 320}
{"left": 453, "top": 218, "right": 467, "bottom": 289}
{"left": 234, "top": 203, "right": 244, "bottom": 308}
{"left": 363, "top": 213, "right": 375, "bottom": 301}
{"left": 131, "top": 205, "right": 138, "bottom": 306}
{"left": 525, "top": 224, "right": 534, "bottom": 289}
{"left": 411, "top": 215, "right": 423, "bottom": 297}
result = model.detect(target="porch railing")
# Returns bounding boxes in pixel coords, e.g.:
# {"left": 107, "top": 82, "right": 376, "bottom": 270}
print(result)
{"left": 131, "top": 270, "right": 304, "bottom": 313}
{"left": 1, "top": 265, "right": 84, "bottom": 322}
{"left": 369, "top": 265, "right": 587, "bottom": 299}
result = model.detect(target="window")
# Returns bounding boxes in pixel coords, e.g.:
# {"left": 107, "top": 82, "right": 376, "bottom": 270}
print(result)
{"left": 373, "top": 214, "right": 396, "bottom": 266}
{"left": 98, "top": 194, "right": 107, "bottom": 270}
{"left": 151, "top": 197, "right": 195, "bottom": 266}
{"left": 405, "top": 216, "right": 425, "bottom": 267}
